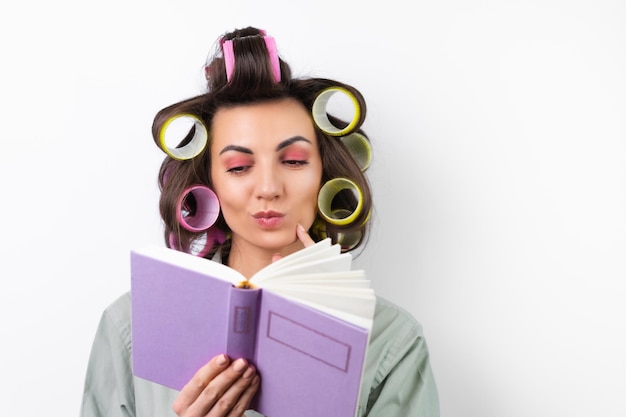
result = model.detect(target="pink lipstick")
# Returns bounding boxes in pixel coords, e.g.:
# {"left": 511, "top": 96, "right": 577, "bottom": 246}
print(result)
{"left": 252, "top": 210, "right": 285, "bottom": 229}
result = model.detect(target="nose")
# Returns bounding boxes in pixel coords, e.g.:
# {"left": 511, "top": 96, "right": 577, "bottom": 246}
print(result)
{"left": 255, "top": 164, "right": 282, "bottom": 200}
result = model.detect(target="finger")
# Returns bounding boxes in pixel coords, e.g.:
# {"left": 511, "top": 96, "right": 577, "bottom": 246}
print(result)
{"left": 179, "top": 358, "right": 249, "bottom": 417}
{"left": 273, "top": 224, "right": 315, "bottom": 263}
{"left": 296, "top": 223, "right": 316, "bottom": 247}
{"left": 225, "top": 374, "right": 261, "bottom": 417}
{"left": 173, "top": 354, "right": 231, "bottom": 414}
{"left": 204, "top": 360, "right": 257, "bottom": 417}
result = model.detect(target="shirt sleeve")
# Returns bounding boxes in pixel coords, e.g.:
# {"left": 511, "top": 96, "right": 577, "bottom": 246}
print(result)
{"left": 362, "top": 298, "right": 440, "bottom": 417}
{"left": 80, "top": 294, "right": 136, "bottom": 417}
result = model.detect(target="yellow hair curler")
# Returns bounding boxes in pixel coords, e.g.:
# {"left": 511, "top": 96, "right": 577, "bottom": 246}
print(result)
{"left": 317, "top": 178, "right": 363, "bottom": 226}
{"left": 341, "top": 132, "right": 372, "bottom": 171}
{"left": 312, "top": 87, "right": 361, "bottom": 136}
{"left": 158, "top": 114, "right": 208, "bottom": 160}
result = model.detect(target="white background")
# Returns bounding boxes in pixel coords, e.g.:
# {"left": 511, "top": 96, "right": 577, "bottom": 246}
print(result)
{"left": 1, "top": 0, "right": 624, "bottom": 416}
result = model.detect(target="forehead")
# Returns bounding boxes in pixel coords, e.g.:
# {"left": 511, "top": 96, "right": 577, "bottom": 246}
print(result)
{"left": 211, "top": 98, "right": 317, "bottom": 148}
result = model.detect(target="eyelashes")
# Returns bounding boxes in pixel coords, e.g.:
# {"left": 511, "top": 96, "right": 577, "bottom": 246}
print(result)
{"left": 226, "top": 166, "right": 249, "bottom": 174}
{"left": 225, "top": 159, "right": 309, "bottom": 174}
{"left": 224, "top": 157, "right": 252, "bottom": 173}
{"left": 222, "top": 149, "right": 311, "bottom": 174}
{"left": 282, "top": 159, "right": 309, "bottom": 167}
{"left": 279, "top": 149, "right": 310, "bottom": 168}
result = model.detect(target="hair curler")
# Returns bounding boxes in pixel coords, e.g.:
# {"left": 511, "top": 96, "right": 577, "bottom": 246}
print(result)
{"left": 341, "top": 132, "right": 372, "bottom": 171}
{"left": 176, "top": 185, "right": 220, "bottom": 232}
{"left": 222, "top": 33, "right": 281, "bottom": 83}
{"left": 312, "top": 87, "right": 362, "bottom": 136}
{"left": 157, "top": 114, "right": 208, "bottom": 160}
{"left": 317, "top": 178, "right": 364, "bottom": 226}
{"left": 314, "top": 213, "right": 363, "bottom": 251}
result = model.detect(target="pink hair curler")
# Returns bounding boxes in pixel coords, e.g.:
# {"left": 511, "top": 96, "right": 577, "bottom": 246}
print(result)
{"left": 222, "top": 33, "right": 281, "bottom": 83}
{"left": 176, "top": 185, "right": 220, "bottom": 232}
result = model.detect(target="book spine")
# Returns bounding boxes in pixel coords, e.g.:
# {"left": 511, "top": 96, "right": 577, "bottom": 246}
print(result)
{"left": 226, "top": 287, "right": 261, "bottom": 362}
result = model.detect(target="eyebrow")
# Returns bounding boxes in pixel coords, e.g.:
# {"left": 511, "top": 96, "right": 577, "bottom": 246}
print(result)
{"left": 276, "top": 136, "right": 312, "bottom": 151}
{"left": 219, "top": 144, "right": 252, "bottom": 155}
{"left": 218, "top": 136, "right": 312, "bottom": 155}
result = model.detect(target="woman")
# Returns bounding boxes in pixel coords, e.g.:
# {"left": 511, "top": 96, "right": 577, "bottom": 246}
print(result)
{"left": 80, "top": 26, "right": 440, "bottom": 417}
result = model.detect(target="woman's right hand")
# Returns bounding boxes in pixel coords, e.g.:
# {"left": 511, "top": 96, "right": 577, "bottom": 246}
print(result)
{"left": 172, "top": 354, "right": 260, "bottom": 417}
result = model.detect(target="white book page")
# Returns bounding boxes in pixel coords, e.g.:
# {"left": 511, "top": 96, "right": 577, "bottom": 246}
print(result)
{"left": 252, "top": 255, "right": 353, "bottom": 283}
{"left": 274, "top": 285, "right": 376, "bottom": 329}
{"left": 258, "top": 269, "right": 367, "bottom": 286}
{"left": 251, "top": 239, "right": 338, "bottom": 278}
{"left": 252, "top": 240, "right": 352, "bottom": 284}
{"left": 261, "top": 277, "right": 371, "bottom": 288}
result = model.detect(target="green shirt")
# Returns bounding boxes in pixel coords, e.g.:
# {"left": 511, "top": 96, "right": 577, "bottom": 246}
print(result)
{"left": 80, "top": 292, "right": 439, "bottom": 417}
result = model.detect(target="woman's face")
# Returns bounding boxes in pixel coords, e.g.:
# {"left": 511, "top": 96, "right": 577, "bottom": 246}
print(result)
{"left": 210, "top": 98, "right": 323, "bottom": 255}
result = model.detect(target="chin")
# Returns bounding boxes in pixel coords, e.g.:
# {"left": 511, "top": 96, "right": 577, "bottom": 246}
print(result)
{"left": 256, "top": 231, "right": 301, "bottom": 252}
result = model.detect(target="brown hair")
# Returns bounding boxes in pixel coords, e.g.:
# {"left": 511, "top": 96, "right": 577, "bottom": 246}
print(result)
{"left": 152, "top": 26, "right": 373, "bottom": 258}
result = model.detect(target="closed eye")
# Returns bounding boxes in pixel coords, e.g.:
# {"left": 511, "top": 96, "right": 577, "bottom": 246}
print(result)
{"left": 283, "top": 159, "right": 309, "bottom": 167}
{"left": 226, "top": 165, "right": 251, "bottom": 174}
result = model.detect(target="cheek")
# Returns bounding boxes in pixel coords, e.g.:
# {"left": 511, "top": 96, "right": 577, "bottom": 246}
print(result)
{"left": 215, "top": 191, "right": 246, "bottom": 230}
{"left": 293, "top": 174, "right": 322, "bottom": 211}
{"left": 299, "top": 187, "right": 321, "bottom": 230}
{"left": 212, "top": 177, "right": 244, "bottom": 213}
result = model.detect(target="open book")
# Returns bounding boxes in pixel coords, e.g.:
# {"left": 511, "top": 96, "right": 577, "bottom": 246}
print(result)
{"left": 131, "top": 239, "right": 376, "bottom": 417}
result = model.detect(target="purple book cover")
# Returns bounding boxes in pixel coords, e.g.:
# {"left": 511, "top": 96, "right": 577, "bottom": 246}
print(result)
{"left": 131, "top": 251, "right": 234, "bottom": 391}
{"left": 253, "top": 291, "right": 368, "bottom": 417}
{"left": 131, "top": 248, "right": 370, "bottom": 417}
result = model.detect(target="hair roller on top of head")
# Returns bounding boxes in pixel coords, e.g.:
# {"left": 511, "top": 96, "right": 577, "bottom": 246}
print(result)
{"left": 220, "top": 28, "right": 281, "bottom": 83}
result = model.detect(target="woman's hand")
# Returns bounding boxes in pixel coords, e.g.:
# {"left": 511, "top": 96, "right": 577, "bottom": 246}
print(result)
{"left": 272, "top": 224, "right": 315, "bottom": 263}
{"left": 172, "top": 354, "right": 260, "bottom": 417}
{"left": 295, "top": 223, "right": 316, "bottom": 247}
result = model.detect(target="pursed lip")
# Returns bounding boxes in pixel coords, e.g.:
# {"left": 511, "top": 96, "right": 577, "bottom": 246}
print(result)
{"left": 252, "top": 210, "right": 285, "bottom": 228}
{"left": 252, "top": 210, "right": 285, "bottom": 219}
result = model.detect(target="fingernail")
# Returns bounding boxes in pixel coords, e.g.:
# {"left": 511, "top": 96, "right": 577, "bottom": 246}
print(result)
{"left": 297, "top": 223, "right": 305, "bottom": 232}
{"left": 243, "top": 365, "right": 255, "bottom": 379}
{"left": 233, "top": 358, "right": 247, "bottom": 371}
{"left": 217, "top": 354, "right": 229, "bottom": 366}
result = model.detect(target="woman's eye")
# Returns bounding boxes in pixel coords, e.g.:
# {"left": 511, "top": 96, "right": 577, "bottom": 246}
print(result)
{"left": 226, "top": 165, "right": 250, "bottom": 174}
{"left": 283, "top": 159, "right": 309, "bottom": 167}
{"left": 224, "top": 156, "right": 253, "bottom": 174}
{"left": 282, "top": 151, "right": 309, "bottom": 167}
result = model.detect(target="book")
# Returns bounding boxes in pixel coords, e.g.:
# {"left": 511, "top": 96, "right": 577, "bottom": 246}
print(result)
{"left": 130, "top": 239, "right": 376, "bottom": 417}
